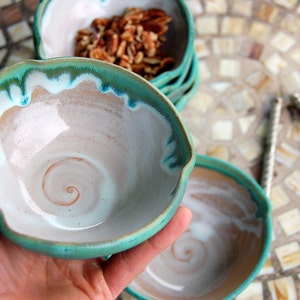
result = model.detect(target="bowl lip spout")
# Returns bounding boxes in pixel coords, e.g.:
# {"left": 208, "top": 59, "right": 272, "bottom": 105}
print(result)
{"left": 126, "top": 154, "right": 272, "bottom": 300}
{"left": 0, "top": 57, "right": 196, "bottom": 259}
{"left": 32, "top": 0, "right": 195, "bottom": 85}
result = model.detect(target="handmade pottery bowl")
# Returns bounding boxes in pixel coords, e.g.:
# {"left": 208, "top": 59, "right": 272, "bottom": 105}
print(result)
{"left": 127, "top": 155, "right": 272, "bottom": 300}
{"left": 33, "top": 0, "right": 195, "bottom": 88}
{"left": 159, "top": 50, "right": 195, "bottom": 97}
{"left": 166, "top": 50, "right": 199, "bottom": 106}
{"left": 173, "top": 71, "right": 200, "bottom": 111}
{"left": 0, "top": 58, "right": 195, "bottom": 259}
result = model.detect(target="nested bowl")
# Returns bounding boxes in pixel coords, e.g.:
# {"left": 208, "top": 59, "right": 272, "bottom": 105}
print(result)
{"left": 0, "top": 57, "right": 195, "bottom": 259}
{"left": 33, "top": 0, "right": 195, "bottom": 89}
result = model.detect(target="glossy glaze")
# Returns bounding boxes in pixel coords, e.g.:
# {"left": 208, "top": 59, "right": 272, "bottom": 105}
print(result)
{"left": 127, "top": 156, "right": 271, "bottom": 300}
{"left": 0, "top": 58, "right": 195, "bottom": 258}
{"left": 33, "top": 0, "right": 195, "bottom": 89}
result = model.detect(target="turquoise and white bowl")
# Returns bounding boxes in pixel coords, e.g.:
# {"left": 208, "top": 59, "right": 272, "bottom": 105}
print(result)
{"left": 167, "top": 50, "right": 200, "bottom": 109}
{"left": 127, "top": 155, "right": 272, "bottom": 300}
{"left": 0, "top": 57, "right": 195, "bottom": 259}
{"left": 33, "top": 0, "right": 195, "bottom": 90}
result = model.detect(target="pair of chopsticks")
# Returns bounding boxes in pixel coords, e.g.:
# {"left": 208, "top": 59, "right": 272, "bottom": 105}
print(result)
{"left": 261, "top": 93, "right": 300, "bottom": 197}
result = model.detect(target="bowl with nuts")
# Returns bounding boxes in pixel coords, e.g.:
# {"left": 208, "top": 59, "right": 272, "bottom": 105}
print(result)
{"left": 0, "top": 57, "right": 195, "bottom": 259}
{"left": 33, "top": 0, "right": 196, "bottom": 105}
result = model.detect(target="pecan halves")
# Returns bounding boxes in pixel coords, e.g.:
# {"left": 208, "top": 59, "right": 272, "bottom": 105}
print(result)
{"left": 74, "top": 7, "right": 174, "bottom": 80}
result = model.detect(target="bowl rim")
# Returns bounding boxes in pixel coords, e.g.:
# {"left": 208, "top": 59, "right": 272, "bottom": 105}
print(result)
{"left": 167, "top": 49, "right": 199, "bottom": 105}
{"left": 0, "top": 57, "right": 196, "bottom": 259}
{"left": 126, "top": 154, "right": 272, "bottom": 300}
{"left": 32, "top": 0, "right": 195, "bottom": 86}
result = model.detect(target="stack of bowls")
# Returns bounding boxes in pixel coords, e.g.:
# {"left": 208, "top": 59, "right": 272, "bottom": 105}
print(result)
{"left": 33, "top": 0, "right": 199, "bottom": 110}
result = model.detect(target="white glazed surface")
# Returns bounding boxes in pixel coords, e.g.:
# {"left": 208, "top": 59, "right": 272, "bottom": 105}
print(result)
{"left": 40, "top": 0, "right": 187, "bottom": 67}
{"left": 128, "top": 167, "right": 264, "bottom": 300}
{"left": 0, "top": 71, "right": 180, "bottom": 243}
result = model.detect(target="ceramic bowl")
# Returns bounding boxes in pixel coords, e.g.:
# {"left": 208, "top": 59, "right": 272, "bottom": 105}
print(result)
{"left": 33, "top": 0, "right": 195, "bottom": 88}
{"left": 167, "top": 50, "right": 199, "bottom": 106}
{"left": 127, "top": 155, "right": 272, "bottom": 300}
{"left": 159, "top": 50, "right": 195, "bottom": 97}
{"left": 0, "top": 57, "right": 195, "bottom": 259}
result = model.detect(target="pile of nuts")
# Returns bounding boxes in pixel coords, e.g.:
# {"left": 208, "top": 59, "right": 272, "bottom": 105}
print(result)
{"left": 74, "top": 7, "right": 174, "bottom": 80}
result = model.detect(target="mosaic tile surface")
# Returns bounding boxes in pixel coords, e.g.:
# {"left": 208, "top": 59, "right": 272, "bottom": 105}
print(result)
{"left": 1, "top": 0, "right": 300, "bottom": 299}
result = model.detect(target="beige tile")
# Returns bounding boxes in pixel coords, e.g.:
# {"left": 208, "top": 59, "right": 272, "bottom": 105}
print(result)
{"left": 7, "top": 21, "right": 32, "bottom": 42}
{"left": 238, "top": 139, "right": 263, "bottom": 162}
{"left": 186, "top": 0, "right": 203, "bottom": 15}
{"left": 264, "top": 53, "right": 287, "bottom": 74}
{"left": 268, "top": 276, "right": 297, "bottom": 300}
{"left": 287, "top": 121, "right": 300, "bottom": 141}
{"left": 214, "top": 105, "right": 227, "bottom": 115}
{"left": 238, "top": 115, "right": 256, "bottom": 134}
{"left": 232, "top": 0, "right": 253, "bottom": 16}
{"left": 230, "top": 89, "right": 255, "bottom": 113}
{"left": 280, "top": 71, "right": 300, "bottom": 94}
{"left": 280, "top": 14, "right": 300, "bottom": 33}
{"left": 276, "top": 143, "right": 300, "bottom": 168}
{"left": 275, "top": 242, "right": 300, "bottom": 271}
{"left": 246, "top": 70, "right": 272, "bottom": 92}
{"left": 194, "top": 39, "right": 210, "bottom": 58}
{"left": 195, "top": 16, "right": 218, "bottom": 35}
{"left": 219, "top": 58, "right": 241, "bottom": 77}
{"left": 221, "top": 16, "right": 246, "bottom": 35}
{"left": 248, "top": 21, "right": 271, "bottom": 41}
{"left": 256, "top": 3, "right": 279, "bottom": 23}
{"left": 199, "top": 61, "right": 211, "bottom": 81}
{"left": 278, "top": 208, "right": 300, "bottom": 236}
{"left": 236, "top": 282, "right": 263, "bottom": 300}
{"left": 205, "top": 0, "right": 228, "bottom": 14}
{"left": 285, "top": 170, "right": 300, "bottom": 196}
{"left": 194, "top": 91, "right": 214, "bottom": 113}
{"left": 274, "top": 0, "right": 298, "bottom": 9}
{"left": 270, "top": 31, "right": 296, "bottom": 52}
{"left": 211, "top": 81, "right": 232, "bottom": 93}
{"left": 212, "top": 38, "right": 235, "bottom": 55}
{"left": 211, "top": 120, "right": 233, "bottom": 140}
{"left": 289, "top": 47, "right": 300, "bottom": 64}
{"left": 270, "top": 185, "right": 290, "bottom": 210}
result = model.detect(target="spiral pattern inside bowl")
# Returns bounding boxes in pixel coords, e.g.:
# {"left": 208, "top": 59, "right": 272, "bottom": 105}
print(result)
{"left": 128, "top": 166, "right": 265, "bottom": 300}
{"left": 0, "top": 71, "right": 182, "bottom": 242}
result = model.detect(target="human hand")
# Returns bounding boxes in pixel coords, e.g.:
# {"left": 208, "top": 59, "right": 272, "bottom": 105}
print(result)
{"left": 0, "top": 206, "right": 191, "bottom": 300}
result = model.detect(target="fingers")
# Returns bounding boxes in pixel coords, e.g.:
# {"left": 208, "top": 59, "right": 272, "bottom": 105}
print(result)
{"left": 103, "top": 206, "right": 192, "bottom": 299}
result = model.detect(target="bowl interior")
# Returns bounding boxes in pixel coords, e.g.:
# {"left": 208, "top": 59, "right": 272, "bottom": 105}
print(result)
{"left": 34, "top": 0, "right": 194, "bottom": 77}
{"left": 0, "top": 58, "right": 195, "bottom": 258}
{"left": 127, "top": 155, "right": 272, "bottom": 300}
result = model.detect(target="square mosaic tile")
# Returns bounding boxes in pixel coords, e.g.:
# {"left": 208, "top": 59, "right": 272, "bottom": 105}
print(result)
{"left": 278, "top": 208, "right": 300, "bottom": 236}
{"left": 236, "top": 282, "right": 263, "bottom": 300}
{"left": 268, "top": 276, "right": 297, "bottom": 300}
{"left": 275, "top": 241, "right": 300, "bottom": 271}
